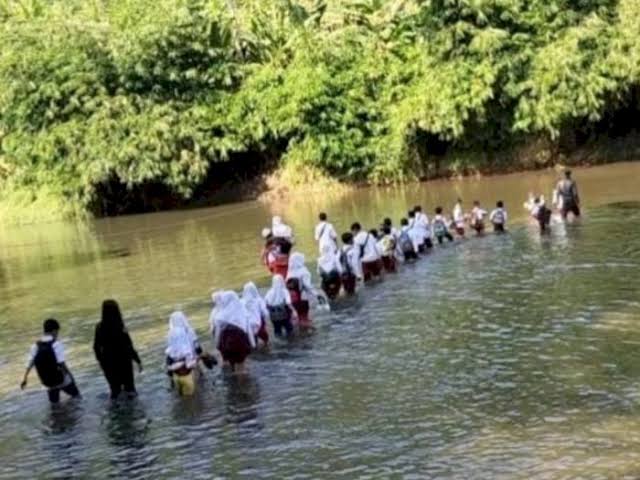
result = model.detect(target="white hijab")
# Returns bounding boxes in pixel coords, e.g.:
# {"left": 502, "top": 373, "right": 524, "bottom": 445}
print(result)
{"left": 212, "top": 291, "right": 255, "bottom": 348}
{"left": 287, "top": 252, "right": 310, "bottom": 281}
{"left": 287, "top": 252, "right": 315, "bottom": 300}
{"left": 242, "top": 282, "right": 268, "bottom": 331}
{"left": 166, "top": 311, "right": 198, "bottom": 366}
{"left": 317, "top": 243, "right": 339, "bottom": 274}
{"left": 272, "top": 216, "right": 292, "bottom": 239}
{"left": 209, "top": 291, "right": 224, "bottom": 331}
{"left": 264, "top": 275, "right": 291, "bottom": 306}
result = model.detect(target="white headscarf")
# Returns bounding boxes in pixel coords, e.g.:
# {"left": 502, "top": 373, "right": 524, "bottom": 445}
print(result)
{"left": 264, "top": 275, "right": 291, "bottom": 306}
{"left": 212, "top": 291, "right": 255, "bottom": 348}
{"left": 287, "top": 252, "right": 310, "bottom": 281}
{"left": 272, "top": 216, "right": 292, "bottom": 239}
{"left": 242, "top": 282, "right": 268, "bottom": 333}
{"left": 287, "top": 253, "right": 315, "bottom": 300}
{"left": 317, "top": 243, "right": 339, "bottom": 274}
{"left": 166, "top": 311, "right": 198, "bottom": 367}
{"left": 209, "top": 291, "right": 224, "bottom": 332}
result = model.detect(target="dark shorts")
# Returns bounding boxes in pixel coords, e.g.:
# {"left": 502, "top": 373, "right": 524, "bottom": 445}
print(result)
{"left": 291, "top": 298, "right": 311, "bottom": 327}
{"left": 269, "top": 305, "right": 294, "bottom": 337}
{"left": 455, "top": 226, "right": 465, "bottom": 236}
{"left": 321, "top": 271, "right": 342, "bottom": 299}
{"left": 424, "top": 238, "right": 433, "bottom": 249}
{"left": 436, "top": 232, "right": 454, "bottom": 244}
{"left": 48, "top": 380, "right": 80, "bottom": 404}
{"left": 403, "top": 249, "right": 418, "bottom": 261}
{"left": 341, "top": 273, "right": 357, "bottom": 294}
{"left": 257, "top": 318, "right": 269, "bottom": 344}
{"left": 382, "top": 256, "right": 397, "bottom": 273}
{"left": 272, "top": 317, "right": 294, "bottom": 337}
{"left": 472, "top": 222, "right": 485, "bottom": 234}
{"left": 561, "top": 202, "right": 581, "bottom": 218}
{"left": 493, "top": 223, "right": 505, "bottom": 233}
{"left": 362, "top": 259, "right": 383, "bottom": 282}
{"left": 219, "top": 326, "right": 251, "bottom": 366}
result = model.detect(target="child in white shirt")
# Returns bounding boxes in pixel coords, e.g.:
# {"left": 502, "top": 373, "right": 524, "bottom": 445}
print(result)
{"left": 433, "top": 207, "right": 454, "bottom": 244}
{"left": 489, "top": 201, "right": 508, "bottom": 233}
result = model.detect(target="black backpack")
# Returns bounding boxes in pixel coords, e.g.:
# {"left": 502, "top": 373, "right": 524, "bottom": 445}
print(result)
{"left": 286, "top": 277, "right": 301, "bottom": 293}
{"left": 268, "top": 304, "right": 291, "bottom": 323}
{"left": 34, "top": 341, "right": 64, "bottom": 388}
{"left": 340, "top": 248, "right": 353, "bottom": 275}
{"left": 398, "top": 230, "right": 413, "bottom": 253}
{"left": 537, "top": 205, "right": 552, "bottom": 225}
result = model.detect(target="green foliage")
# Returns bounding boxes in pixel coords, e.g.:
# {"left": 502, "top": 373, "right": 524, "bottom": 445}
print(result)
{"left": 1, "top": 0, "right": 639, "bottom": 219}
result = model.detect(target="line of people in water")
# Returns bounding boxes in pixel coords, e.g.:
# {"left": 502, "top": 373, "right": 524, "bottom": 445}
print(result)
{"left": 262, "top": 200, "right": 509, "bottom": 309}
{"left": 20, "top": 171, "right": 580, "bottom": 403}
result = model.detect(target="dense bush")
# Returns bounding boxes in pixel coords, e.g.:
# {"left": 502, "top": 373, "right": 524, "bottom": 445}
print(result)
{"left": 1, "top": 0, "right": 639, "bottom": 218}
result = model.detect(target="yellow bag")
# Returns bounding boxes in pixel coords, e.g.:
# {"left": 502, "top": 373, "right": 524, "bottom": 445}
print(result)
{"left": 172, "top": 371, "right": 195, "bottom": 396}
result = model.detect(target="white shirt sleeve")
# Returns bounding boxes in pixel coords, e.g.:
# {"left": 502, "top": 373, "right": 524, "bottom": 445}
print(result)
{"left": 246, "top": 318, "right": 257, "bottom": 349}
{"left": 348, "top": 248, "right": 363, "bottom": 278}
{"left": 53, "top": 341, "right": 65, "bottom": 363}
{"left": 334, "top": 254, "right": 343, "bottom": 274}
{"left": 301, "top": 274, "right": 316, "bottom": 301}
{"left": 329, "top": 224, "right": 337, "bottom": 241}
{"left": 26, "top": 344, "right": 37, "bottom": 368}
{"left": 27, "top": 340, "right": 65, "bottom": 367}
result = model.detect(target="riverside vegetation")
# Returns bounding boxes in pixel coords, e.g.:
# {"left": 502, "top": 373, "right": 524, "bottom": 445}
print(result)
{"left": 1, "top": 0, "right": 639, "bottom": 220}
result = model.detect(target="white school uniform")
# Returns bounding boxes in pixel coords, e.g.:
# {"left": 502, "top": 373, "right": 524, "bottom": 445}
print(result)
{"left": 317, "top": 246, "right": 343, "bottom": 275}
{"left": 432, "top": 214, "right": 450, "bottom": 236}
{"left": 402, "top": 225, "right": 422, "bottom": 252}
{"left": 416, "top": 212, "right": 432, "bottom": 240}
{"left": 314, "top": 221, "right": 338, "bottom": 252}
{"left": 354, "top": 231, "right": 381, "bottom": 263}
{"left": 453, "top": 204, "right": 465, "bottom": 228}
{"left": 471, "top": 206, "right": 488, "bottom": 223}
{"left": 341, "top": 244, "right": 362, "bottom": 279}
{"left": 489, "top": 208, "right": 508, "bottom": 225}
{"left": 27, "top": 335, "right": 65, "bottom": 367}
{"left": 272, "top": 216, "right": 293, "bottom": 239}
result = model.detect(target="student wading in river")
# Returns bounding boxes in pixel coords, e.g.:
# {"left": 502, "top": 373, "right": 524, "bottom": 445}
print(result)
{"left": 93, "top": 300, "right": 143, "bottom": 399}
{"left": 211, "top": 291, "right": 255, "bottom": 374}
{"left": 165, "top": 311, "right": 204, "bottom": 396}
{"left": 21, "top": 318, "right": 81, "bottom": 404}
{"left": 556, "top": 170, "right": 581, "bottom": 219}
{"left": 352, "top": 222, "right": 383, "bottom": 282}
{"left": 265, "top": 274, "right": 298, "bottom": 338}
{"left": 314, "top": 212, "right": 338, "bottom": 253}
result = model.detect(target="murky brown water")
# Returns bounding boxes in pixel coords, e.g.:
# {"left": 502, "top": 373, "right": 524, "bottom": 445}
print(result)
{"left": 1, "top": 162, "right": 640, "bottom": 479}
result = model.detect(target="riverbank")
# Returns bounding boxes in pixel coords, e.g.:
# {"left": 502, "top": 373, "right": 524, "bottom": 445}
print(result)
{"left": 260, "top": 133, "right": 640, "bottom": 202}
{"left": 1, "top": 133, "right": 639, "bottom": 225}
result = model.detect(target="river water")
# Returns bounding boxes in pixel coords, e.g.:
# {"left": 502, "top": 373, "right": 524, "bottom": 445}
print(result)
{"left": 1, "top": 163, "right": 640, "bottom": 479}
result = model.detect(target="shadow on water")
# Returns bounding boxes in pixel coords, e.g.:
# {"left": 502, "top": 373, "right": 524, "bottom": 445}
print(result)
{"left": 101, "top": 399, "right": 157, "bottom": 479}
{"left": 36, "top": 401, "right": 85, "bottom": 478}
{"left": 168, "top": 371, "right": 222, "bottom": 426}
{"left": 103, "top": 398, "right": 150, "bottom": 448}
{"left": 45, "top": 399, "right": 84, "bottom": 435}
{"left": 224, "top": 373, "right": 261, "bottom": 428}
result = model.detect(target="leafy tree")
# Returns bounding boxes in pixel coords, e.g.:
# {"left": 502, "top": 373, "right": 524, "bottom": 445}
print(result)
{"left": 1, "top": 0, "right": 639, "bottom": 220}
